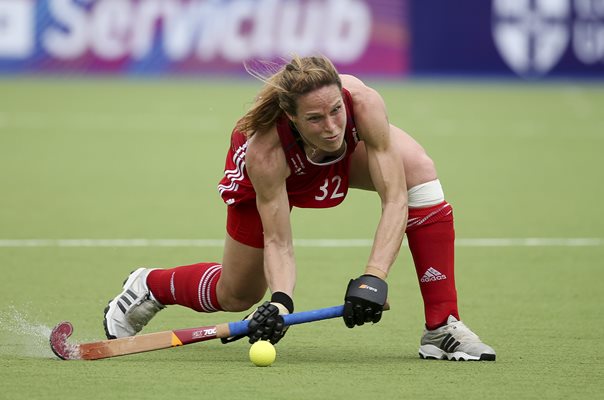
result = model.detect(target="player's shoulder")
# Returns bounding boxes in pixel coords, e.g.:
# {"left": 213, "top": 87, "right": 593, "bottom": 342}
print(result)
{"left": 340, "top": 74, "right": 367, "bottom": 96}
{"left": 246, "top": 125, "right": 280, "bottom": 160}
{"left": 246, "top": 125, "right": 288, "bottom": 179}
{"left": 340, "top": 74, "right": 382, "bottom": 111}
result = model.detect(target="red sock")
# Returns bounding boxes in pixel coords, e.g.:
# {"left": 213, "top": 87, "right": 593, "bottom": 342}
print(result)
{"left": 406, "top": 201, "right": 459, "bottom": 330}
{"left": 146, "top": 262, "right": 223, "bottom": 313}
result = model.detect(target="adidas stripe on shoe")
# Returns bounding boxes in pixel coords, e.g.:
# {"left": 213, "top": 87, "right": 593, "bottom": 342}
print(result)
{"left": 103, "top": 268, "right": 165, "bottom": 339}
{"left": 419, "top": 315, "right": 496, "bottom": 361}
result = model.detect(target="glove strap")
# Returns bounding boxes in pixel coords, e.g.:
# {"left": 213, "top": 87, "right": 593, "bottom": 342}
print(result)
{"left": 345, "top": 275, "right": 387, "bottom": 306}
{"left": 271, "top": 292, "right": 294, "bottom": 313}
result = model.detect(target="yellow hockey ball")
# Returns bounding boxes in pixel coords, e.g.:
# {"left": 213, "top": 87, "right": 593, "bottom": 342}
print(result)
{"left": 249, "top": 340, "right": 276, "bottom": 367}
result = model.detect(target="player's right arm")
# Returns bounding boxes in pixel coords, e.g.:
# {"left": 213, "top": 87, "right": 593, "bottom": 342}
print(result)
{"left": 245, "top": 126, "right": 296, "bottom": 307}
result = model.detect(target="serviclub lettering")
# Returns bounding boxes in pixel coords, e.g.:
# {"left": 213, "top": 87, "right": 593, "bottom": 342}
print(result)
{"left": 41, "top": 0, "right": 372, "bottom": 62}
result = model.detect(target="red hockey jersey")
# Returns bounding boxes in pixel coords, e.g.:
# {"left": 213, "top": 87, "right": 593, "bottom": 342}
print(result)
{"left": 218, "top": 88, "right": 359, "bottom": 209}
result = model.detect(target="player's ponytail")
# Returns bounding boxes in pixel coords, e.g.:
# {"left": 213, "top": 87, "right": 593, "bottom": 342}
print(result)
{"left": 237, "top": 55, "right": 342, "bottom": 136}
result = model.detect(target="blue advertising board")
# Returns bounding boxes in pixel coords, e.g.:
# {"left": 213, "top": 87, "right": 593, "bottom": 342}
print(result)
{"left": 410, "top": 0, "right": 604, "bottom": 79}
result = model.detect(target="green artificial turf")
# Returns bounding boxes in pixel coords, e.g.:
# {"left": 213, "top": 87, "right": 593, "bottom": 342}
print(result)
{"left": 0, "top": 78, "right": 603, "bottom": 399}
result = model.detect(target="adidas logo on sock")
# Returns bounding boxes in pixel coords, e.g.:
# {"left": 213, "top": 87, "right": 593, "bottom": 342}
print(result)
{"left": 421, "top": 267, "right": 447, "bottom": 283}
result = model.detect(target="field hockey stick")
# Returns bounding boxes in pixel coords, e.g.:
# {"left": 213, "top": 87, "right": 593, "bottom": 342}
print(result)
{"left": 50, "top": 304, "right": 360, "bottom": 360}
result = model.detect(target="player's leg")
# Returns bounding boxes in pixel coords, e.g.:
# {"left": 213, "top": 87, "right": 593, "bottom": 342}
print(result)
{"left": 143, "top": 234, "right": 266, "bottom": 313}
{"left": 216, "top": 199, "right": 267, "bottom": 311}
{"left": 216, "top": 234, "right": 266, "bottom": 312}
{"left": 103, "top": 202, "right": 267, "bottom": 339}
{"left": 349, "top": 124, "right": 495, "bottom": 361}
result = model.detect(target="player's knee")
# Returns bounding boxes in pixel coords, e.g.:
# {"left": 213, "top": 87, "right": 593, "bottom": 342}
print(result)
{"left": 417, "top": 152, "right": 437, "bottom": 176}
{"left": 220, "top": 291, "right": 265, "bottom": 312}
{"left": 408, "top": 153, "right": 438, "bottom": 187}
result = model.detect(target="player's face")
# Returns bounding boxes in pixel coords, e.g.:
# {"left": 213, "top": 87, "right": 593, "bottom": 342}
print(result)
{"left": 288, "top": 84, "right": 347, "bottom": 153}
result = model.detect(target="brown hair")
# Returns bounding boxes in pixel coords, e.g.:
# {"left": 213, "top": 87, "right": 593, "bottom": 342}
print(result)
{"left": 237, "top": 55, "right": 342, "bottom": 136}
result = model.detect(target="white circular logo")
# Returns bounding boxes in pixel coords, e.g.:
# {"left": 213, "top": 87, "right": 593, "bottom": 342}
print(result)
{"left": 492, "top": 0, "right": 571, "bottom": 77}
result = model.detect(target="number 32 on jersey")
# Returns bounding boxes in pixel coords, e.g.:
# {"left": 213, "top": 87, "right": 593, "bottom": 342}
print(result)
{"left": 314, "top": 175, "right": 345, "bottom": 201}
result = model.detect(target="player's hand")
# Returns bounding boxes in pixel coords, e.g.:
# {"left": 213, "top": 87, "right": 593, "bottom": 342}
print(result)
{"left": 343, "top": 274, "right": 388, "bottom": 328}
{"left": 247, "top": 292, "right": 294, "bottom": 344}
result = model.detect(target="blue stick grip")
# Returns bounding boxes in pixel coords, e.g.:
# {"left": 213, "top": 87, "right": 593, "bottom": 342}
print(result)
{"left": 283, "top": 305, "right": 344, "bottom": 326}
{"left": 227, "top": 305, "right": 344, "bottom": 337}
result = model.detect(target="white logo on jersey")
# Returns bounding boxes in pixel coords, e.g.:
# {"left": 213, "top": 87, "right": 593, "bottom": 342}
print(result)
{"left": 291, "top": 154, "right": 306, "bottom": 175}
{"left": 218, "top": 142, "right": 248, "bottom": 196}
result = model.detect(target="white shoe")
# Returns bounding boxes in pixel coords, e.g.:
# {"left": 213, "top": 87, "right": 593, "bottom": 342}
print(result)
{"left": 419, "top": 315, "right": 496, "bottom": 361}
{"left": 103, "top": 268, "right": 165, "bottom": 339}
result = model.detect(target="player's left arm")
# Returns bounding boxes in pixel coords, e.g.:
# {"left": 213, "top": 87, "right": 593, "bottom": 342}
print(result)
{"left": 347, "top": 75, "right": 408, "bottom": 279}
{"left": 340, "top": 75, "right": 407, "bottom": 328}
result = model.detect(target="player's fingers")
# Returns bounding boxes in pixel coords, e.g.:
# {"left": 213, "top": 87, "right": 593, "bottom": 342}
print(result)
{"left": 363, "top": 306, "right": 375, "bottom": 323}
{"left": 372, "top": 309, "right": 382, "bottom": 324}
{"left": 353, "top": 304, "right": 365, "bottom": 326}
{"left": 270, "top": 327, "right": 284, "bottom": 344}
{"left": 248, "top": 331, "right": 260, "bottom": 344}
{"left": 263, "top": 319, "right": 276, "bottom": 341}
{"left": 343, "top": 301, "right": 356, "bottom": 328}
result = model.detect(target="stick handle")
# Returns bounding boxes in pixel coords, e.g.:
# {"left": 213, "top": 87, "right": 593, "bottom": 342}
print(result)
{"left": 225, "top": 301, "right": 391, "bottom": 338}
{"left": 176, "top": 302, "right": 392, "bottom": 344}
{"left": 226, "top": 305, "right": 345, "bottom": 337}
{"left": 284, "top": 305, "right": 345, "bottom": 326}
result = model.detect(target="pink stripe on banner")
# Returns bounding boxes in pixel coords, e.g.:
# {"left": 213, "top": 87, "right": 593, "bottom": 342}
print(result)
{"left": 337, "top": 0, "right": 409, "bottom": 75}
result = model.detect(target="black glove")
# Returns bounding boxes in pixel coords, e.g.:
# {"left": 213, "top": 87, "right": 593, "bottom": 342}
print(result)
{"left": 343, "top": 274, "right": 388, "bottom": 328}
{"left": 247, "top": 292, "right": 294, "bottom": 344}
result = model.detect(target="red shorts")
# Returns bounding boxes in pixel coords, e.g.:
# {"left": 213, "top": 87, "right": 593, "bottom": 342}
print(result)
{"left": 226, "top": 201, "right": 265, "bottom": 248}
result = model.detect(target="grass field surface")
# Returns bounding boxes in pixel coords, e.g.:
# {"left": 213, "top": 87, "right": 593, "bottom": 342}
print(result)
{"left": 0, "top": 78, "right": 603, "bottom": 399}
